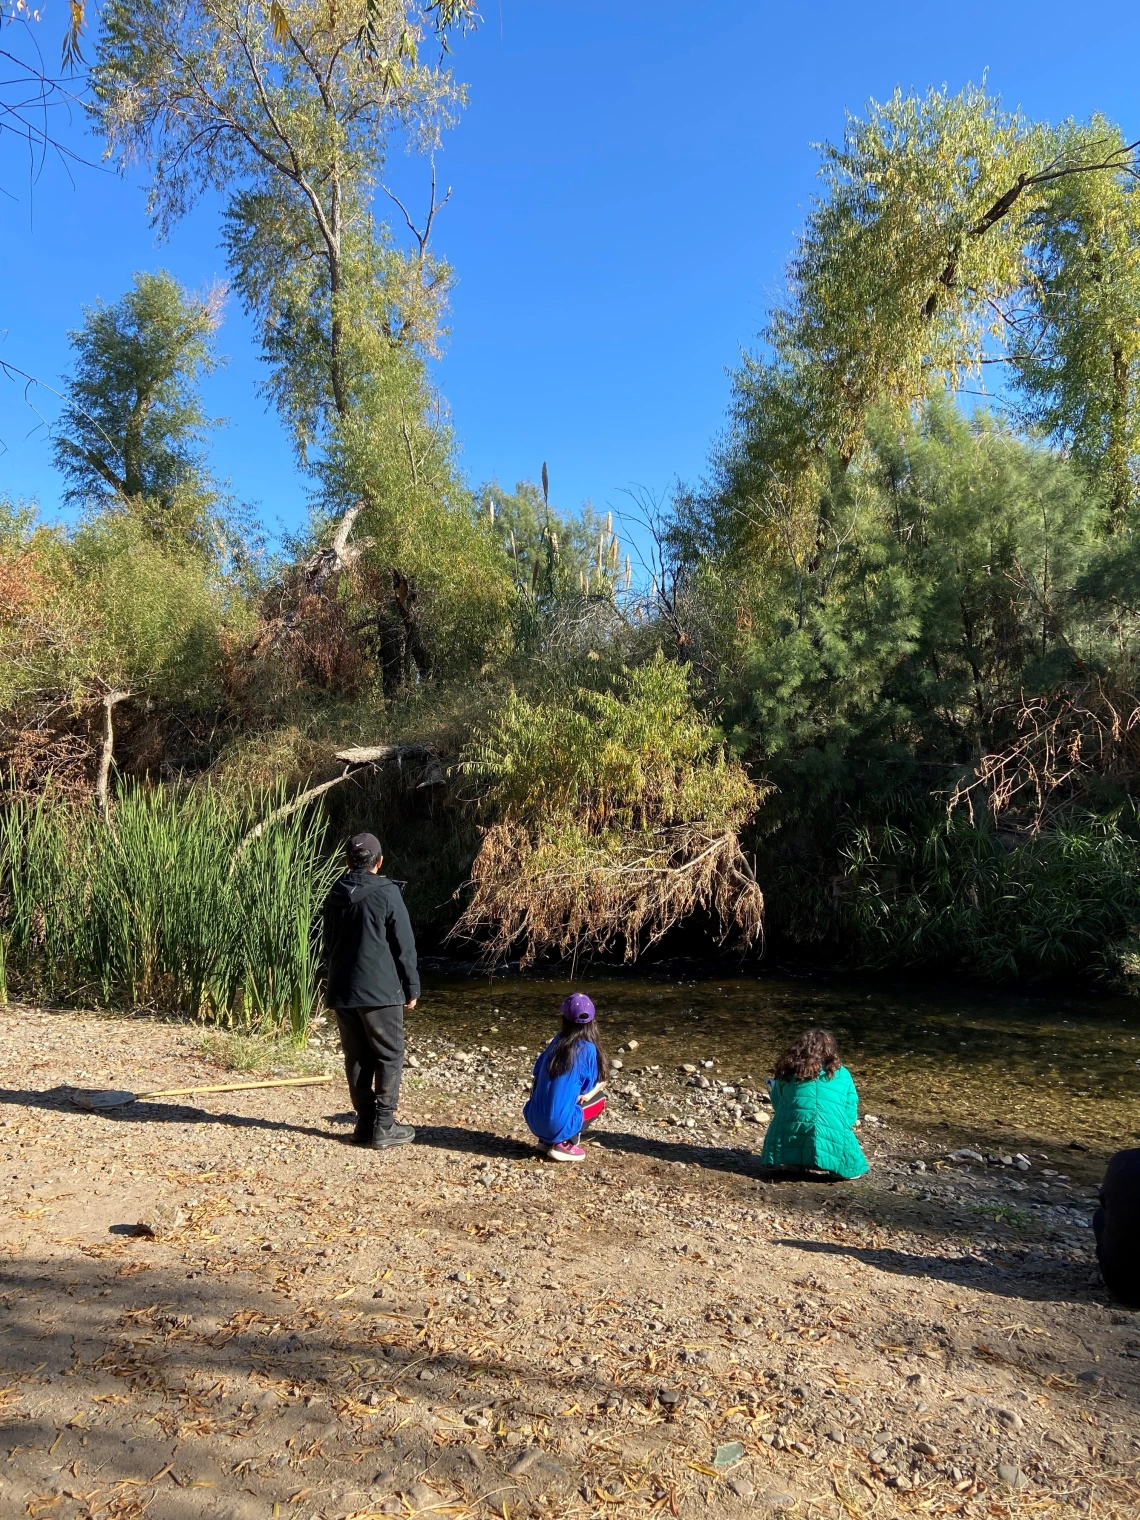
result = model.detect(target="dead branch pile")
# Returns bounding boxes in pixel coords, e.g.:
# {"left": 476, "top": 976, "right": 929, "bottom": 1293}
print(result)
{"left": 948, "top": 677, "right": 1140, "bottom": 826}
{"left": 450, "top": 820, "right": 764, "bottom": 967}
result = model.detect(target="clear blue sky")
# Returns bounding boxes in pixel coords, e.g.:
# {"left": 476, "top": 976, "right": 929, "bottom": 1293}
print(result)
{"left": 1, "top": 0, "right": 1138, "bottom": 545}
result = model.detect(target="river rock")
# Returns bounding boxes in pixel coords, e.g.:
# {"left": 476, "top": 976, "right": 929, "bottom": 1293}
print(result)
{"left": 135, "top": 1204, "right": 184, "bottom": 1239}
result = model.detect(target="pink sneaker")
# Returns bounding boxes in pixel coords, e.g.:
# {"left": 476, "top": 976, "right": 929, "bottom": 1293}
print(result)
{"left": 546, "top": 1140, "right": 586, "bottom": 1163}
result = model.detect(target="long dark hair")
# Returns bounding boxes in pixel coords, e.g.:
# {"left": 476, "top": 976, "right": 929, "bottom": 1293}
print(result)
{"left": 546, "top": 1017, "right": 608, "bottom": 1079}
{"left": 773, "top": 1027, "right": 841, "bottom": 1083}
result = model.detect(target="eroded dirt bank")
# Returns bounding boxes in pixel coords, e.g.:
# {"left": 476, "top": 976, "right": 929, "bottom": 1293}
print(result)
{"left": 1, "top": 1004, "right": 1138, "bottom": 1520}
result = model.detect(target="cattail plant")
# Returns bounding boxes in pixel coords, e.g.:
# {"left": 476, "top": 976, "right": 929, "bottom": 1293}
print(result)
{"left": 0, "top": 785, "right": 337, "bottom": 1036}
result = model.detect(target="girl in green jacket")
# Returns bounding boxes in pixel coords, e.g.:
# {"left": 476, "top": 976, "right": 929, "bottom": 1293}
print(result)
{"left": 759, "top": 1028, "right": 869, "bottom": 1179}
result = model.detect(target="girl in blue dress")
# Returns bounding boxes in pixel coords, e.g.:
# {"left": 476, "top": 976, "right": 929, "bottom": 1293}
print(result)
{"left": 523, "top": 993, "right": 608, "bottom": 1161}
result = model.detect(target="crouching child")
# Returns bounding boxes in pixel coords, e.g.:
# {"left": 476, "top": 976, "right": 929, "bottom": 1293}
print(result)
{"left": 759, "top": 1027, "right": 869, "bottom": 1180}
{"left": 523, "top": 993, "right": 607, "bottom": 1163}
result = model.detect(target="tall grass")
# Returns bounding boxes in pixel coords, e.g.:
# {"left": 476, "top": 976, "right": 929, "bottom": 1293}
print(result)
{"left": 841, "top": 809, "right": 1140, "bottom": 981}
{"left": 0, "top": 785, "right": 338, "bottom": 1036}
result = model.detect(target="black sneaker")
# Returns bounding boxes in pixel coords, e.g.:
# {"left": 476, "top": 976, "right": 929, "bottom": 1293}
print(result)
{"left": 370, "top": 1120, "right": 416, "bottom": 1149}
{"left": 351, "top": 1111, "right": 376, "bottom": 1145}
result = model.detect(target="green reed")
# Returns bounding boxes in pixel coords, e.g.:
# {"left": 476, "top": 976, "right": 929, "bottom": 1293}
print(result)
{"left": 840, "top": 808, "right": 1140, "bottom": 981}
{"left": 0, "top": 784, "right": 338, "bottom": 1036}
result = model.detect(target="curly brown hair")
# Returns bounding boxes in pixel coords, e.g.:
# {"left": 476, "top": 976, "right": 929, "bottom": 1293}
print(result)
{"left": 773, "top": 1028, "right": 841, "bottom": 1083}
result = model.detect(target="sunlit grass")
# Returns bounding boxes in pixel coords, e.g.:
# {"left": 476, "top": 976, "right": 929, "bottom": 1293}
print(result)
{"left": 0, "top": 783, "right": 338, "bottom": 1036}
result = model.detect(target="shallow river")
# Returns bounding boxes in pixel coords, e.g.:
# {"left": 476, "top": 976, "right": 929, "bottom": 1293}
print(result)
{"left": 414, "top": 967, "right": 1140, "bottom": 1161}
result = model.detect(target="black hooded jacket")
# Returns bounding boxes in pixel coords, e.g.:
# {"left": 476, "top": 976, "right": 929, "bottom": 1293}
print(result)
{"left": 321, "top": 870, "right": 420, "bottom": 1009}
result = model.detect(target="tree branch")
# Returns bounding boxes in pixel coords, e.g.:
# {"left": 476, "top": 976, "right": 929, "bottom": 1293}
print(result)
{"left": 94, "top": 689, "right": 130, "bottom": 824}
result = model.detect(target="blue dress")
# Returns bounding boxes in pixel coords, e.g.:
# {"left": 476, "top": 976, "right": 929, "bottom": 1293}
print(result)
{"left": 524, "top": 1038, "right": 601, "bottom": 1145}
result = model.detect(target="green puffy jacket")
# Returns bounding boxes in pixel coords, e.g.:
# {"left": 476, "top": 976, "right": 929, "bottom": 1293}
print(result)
{"left": 758, "top": 1065, "right": 869, "bottom": 1178}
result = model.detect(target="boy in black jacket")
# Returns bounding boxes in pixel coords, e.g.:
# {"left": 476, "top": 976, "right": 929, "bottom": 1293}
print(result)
{"left": 322, "top": 832, "right": 420, "bottom": 1149}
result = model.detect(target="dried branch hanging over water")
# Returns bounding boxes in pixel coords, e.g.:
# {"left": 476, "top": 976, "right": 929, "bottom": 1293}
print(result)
{"left": 453, "top": 821, "right": 764, "bottom": 967}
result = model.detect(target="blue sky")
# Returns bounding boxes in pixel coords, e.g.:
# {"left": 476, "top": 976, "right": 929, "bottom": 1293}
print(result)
{"left": 1, "top": 0, "right": 1138, "bottom": 547}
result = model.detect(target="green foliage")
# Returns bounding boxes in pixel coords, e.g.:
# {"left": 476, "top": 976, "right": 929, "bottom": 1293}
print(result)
{"left": 0, "top": 785, "right": 336, "bottom": 1033}
{"left": 0, "top": 505, "right": 243, "bottom": 714}
{"left": 841, "top": 810, "right": 1140, "bottom": 981}
{"left": 774, "top": 83, "right": 1035, "bottom": 454}
{"left": 92, "top": 0, "right": 463, "bottom": 456}
{"left": 687, "top": 398, "right": 1095, "bottom": 798}
{"left": 454, "top": 656, "right": 765, "bottom": 964}
{"left": 463, "top": 653, "right": 758, "bottom": 835}
{"left": 480, "top": 480, "right": 624, "bottom": 597}
{"left": 755, "top": 83, "right": 1139, "bottom": 503}
{"left": 53, "top": 271, "right": 228, "bottom": 555}
{"left": 1012, "top": 118, "right": 1140, "bottom": 524}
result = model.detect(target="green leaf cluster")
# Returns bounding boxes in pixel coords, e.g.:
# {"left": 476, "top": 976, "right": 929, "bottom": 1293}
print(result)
{"left": 463, "top": 653, "right": 759, "bottom": 837}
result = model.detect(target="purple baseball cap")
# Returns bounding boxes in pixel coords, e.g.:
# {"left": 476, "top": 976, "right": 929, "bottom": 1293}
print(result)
{"left": 560, "top": 992, "right": 596, "bottom": 1024}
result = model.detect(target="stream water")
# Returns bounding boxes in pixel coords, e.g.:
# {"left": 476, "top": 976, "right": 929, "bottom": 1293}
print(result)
{"left": 413, "top": 967, "right": 1140, "bottom": 1164}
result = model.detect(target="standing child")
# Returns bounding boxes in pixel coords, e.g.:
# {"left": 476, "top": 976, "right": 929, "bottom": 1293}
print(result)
{"left": 759, "top": 1028, "right": 869, "bottom": 1179}
{"left": 524, "top": 993, "right": 608, "bottom": 1162}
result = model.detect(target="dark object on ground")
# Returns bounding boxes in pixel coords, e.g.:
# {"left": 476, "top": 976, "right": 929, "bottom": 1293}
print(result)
{"left": 371, "top": 1120, "right": 415, "bottom": 1149}
{"left": 1093, "top": 1147, "right": 1140, "bottom": 1305}
{"left": 336, "top": 1004, "right": 406, "bottom": 1128}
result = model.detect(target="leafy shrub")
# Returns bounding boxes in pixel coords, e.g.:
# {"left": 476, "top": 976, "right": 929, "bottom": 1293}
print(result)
{"left": 453, "top": 654, "right": 766, "bottom": 964}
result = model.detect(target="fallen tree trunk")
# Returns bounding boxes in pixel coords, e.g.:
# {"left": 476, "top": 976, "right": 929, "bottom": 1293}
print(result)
{"left": 232, "top": 743, "right": 444, "bottom": 857}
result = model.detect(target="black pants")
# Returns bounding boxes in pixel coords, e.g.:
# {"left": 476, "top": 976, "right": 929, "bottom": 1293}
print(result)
{"left": 1094, "top": 1203, "right": 1140, "bottom": 1305}
{"left": 335, "top": 1004, "right": 404, "bottom": 1123}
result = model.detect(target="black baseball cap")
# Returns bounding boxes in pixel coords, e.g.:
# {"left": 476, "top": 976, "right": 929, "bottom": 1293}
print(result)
{"left": 348, "top": 831, "right": 383, "bottom": 862}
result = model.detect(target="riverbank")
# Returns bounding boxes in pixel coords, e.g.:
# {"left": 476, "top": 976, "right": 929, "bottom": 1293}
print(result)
{"left": 1, "top": 1003, "right": 1138, "bottom": 1520}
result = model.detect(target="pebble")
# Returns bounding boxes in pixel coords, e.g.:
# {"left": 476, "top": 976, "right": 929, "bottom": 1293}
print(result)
{"left": 824, "top": 1428, "right": 845, "bottom": 1443}
{"left": 997, "top": 1464, "right": 1027, "bottom": 1489}
{"left": 996, "top": 1409, "right": 1024, "bottom": 1431}
{"left": 913, "top": 1440, "right": 938, "bottom": 1457}
{"left": 869, "top": 1447, "right": 889, "bottom": 1465}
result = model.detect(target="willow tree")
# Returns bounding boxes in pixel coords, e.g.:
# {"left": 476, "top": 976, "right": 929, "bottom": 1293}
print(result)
{"left": 773, "top": 85, "right": 1138, "bottom": 469}
{"left": 91, "top": 0, "right": 467, "bottom": 446}
{"left": 90, "top": 0, "right": 510, "bottom": 683}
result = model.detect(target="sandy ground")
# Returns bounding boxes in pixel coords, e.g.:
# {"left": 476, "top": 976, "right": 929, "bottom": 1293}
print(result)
{"left": 1, "top": 1004, "right": 1138, "bottom": 1520}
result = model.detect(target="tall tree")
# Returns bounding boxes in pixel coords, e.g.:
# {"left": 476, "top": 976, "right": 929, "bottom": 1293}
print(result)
{"left": 53, "top": 271, "right": 226, "bottom": 555}
{"left": 91, "top": 0, "right": 471, "bottom": 464}
{"left": 770, "top": 85, "right": 1138, "bottom": 466}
